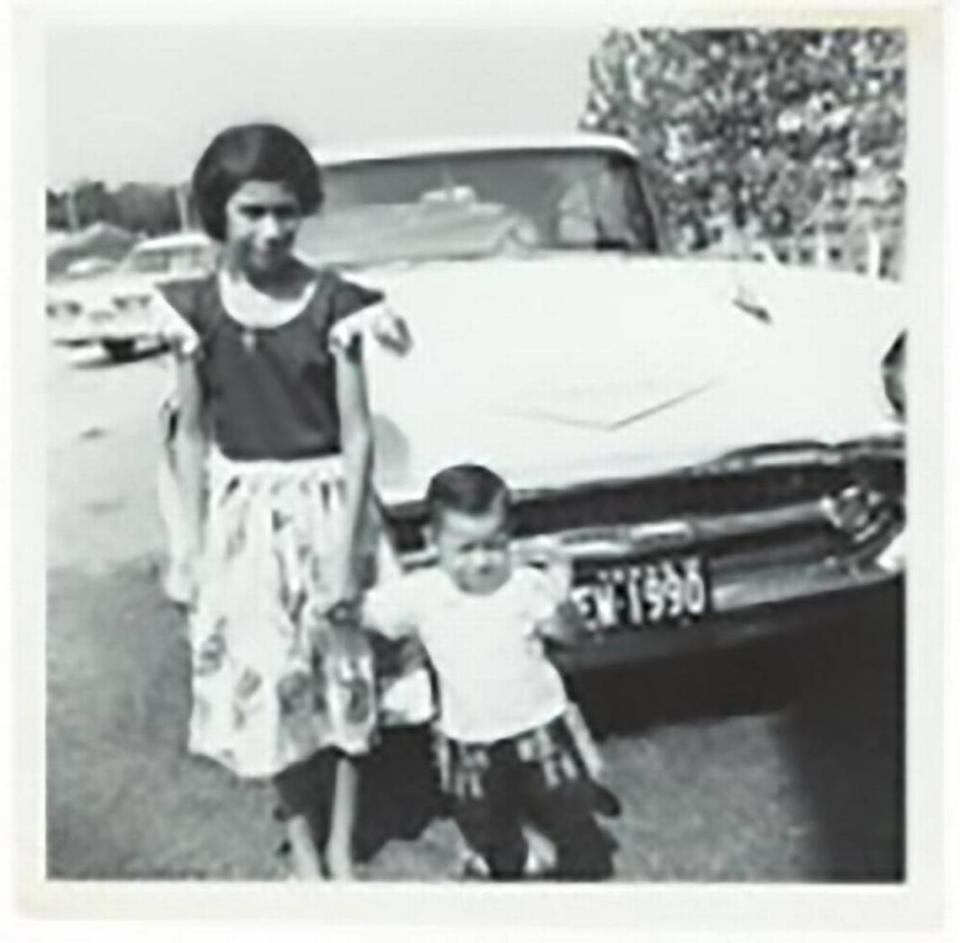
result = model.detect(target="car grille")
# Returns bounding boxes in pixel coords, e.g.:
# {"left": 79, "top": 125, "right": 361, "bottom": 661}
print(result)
{"left": 386, "top": 448, "right": 903, "bottom": 558}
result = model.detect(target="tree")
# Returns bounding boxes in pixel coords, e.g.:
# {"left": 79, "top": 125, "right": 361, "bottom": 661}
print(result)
{"left": 581, "top": 28, "right": 905, "bottom": 276}
{"left": 70, "top": 180, "right": 121, "bottom": 230}
{"left": 111, "top": 183, "right": 181, "bottom": 235}
{"left": 45, "top": 180, "right": 189, "bottom": 237}
{"left": 46, "top": 189, "right": 70, "bottom": 231}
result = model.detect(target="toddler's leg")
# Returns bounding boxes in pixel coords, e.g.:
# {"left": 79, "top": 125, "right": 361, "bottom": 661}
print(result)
{"left": 522, "top": 776, "right": 614, "bottom": 881}
{"left": 451, "top": 758, "right": 526, "bottom": 880}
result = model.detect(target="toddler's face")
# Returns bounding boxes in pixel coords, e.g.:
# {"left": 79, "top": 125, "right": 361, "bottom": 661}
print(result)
{"left": 433, "top": 500, "right": 512, "bottom": 596}
{"left": 224, "top": 180, "right": 301, "bottom": 276}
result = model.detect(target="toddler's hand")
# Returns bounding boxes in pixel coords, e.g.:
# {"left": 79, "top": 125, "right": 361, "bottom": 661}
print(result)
{"left": 306, "top": 599, "right": 366, "bottom": 653}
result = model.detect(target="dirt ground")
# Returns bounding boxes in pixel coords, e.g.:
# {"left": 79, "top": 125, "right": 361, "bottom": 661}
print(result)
{"left": 45, "top": 343, "right": 904, "bottom": 882}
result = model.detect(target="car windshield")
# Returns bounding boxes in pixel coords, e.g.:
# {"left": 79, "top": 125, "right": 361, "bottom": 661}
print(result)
{"left": 298, "top": 148, "right": 662, "bottom": 268}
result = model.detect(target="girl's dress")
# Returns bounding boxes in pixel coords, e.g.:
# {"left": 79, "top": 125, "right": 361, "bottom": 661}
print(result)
{"left": 158, "top": 267, "right": 431, "bottom": 779}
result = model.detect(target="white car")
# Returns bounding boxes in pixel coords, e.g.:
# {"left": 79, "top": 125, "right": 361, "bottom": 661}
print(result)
{"left": 164, "top": 134, "right": 906, "bottom": 668}
{"left": 46, "top": 231, "right": 217, "bottom": 361}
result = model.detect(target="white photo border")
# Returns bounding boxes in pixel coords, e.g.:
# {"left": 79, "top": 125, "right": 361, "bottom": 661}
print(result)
{"left": 9, "top": 0, "right": 949, "bottom": 933}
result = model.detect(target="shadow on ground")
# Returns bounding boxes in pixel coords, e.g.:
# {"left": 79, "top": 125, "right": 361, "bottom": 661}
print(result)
{"left": 568, "top": 586, "right": 905, "bottom": 882}
{"left": 46, "top": 558, "right": 443, "bottom": 880}
{"left": 46, "top": 558, "right": 903, "bottom": 881}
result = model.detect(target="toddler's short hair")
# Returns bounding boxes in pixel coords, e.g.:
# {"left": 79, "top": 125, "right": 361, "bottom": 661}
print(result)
{"left": 191, "top": 123, "right": 322, "bottom": 241}
{"left": 425, "top": 464, "right": 511, "bottom": 528}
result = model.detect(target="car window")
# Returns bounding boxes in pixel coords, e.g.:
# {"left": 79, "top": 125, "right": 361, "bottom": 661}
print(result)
{"left": 299, "top": 149, "right": 662, "bottom": 267}
{"left": 126, "top": 249, "right": 171, "bottom": 274}
{"left": 169, "top": 247, "right": 206, "bottom": 273}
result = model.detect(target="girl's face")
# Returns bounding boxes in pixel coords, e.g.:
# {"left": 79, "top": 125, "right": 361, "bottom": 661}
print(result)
{"left": 223, "top": 180, "right": 301, "bottom": 275}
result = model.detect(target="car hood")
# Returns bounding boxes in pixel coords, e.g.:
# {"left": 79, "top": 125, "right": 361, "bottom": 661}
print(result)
{"left": 357, "top": 254, "right": 906, "bottom": 503}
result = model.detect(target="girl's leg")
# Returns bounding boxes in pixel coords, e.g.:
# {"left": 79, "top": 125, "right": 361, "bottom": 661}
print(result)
{"left": 325, "top": 753, "right": 359, "bottom": 880}
{"left": 273, "top": 751, "right": 335, "bottom": 880}
{"left": 285, "top": 814, "right": 325, "bottom": 880}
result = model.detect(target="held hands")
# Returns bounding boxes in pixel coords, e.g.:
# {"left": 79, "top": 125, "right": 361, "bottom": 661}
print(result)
{"left": 305, "top": 597, "right": 371, "bottom": 667}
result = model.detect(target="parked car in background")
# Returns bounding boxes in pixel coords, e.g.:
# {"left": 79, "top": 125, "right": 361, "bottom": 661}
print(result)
{"left": 46, "top": 231, "right": 216, "bottom": 361}
{"left": 61, "top": 256, "right": 119, "bottom": 280}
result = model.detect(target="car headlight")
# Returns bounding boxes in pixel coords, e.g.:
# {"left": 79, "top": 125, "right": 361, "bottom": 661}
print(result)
{"left": 46, "top": 300, "right": 82, "bottom": 317}
{"left": 882, "top": 331, "right": 905, "bottom": 419}
{"left": 820, "top": 483, "right": 895, "bottom": 546}
{"left": 113, "top": 293, "right": 154, "bottom": 311}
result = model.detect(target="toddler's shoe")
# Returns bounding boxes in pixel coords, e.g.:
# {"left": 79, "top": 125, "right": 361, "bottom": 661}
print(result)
{"left": 458, "top": 843, "right": 550, "bottom": 880}
{"left": 591, "top": 781, "right": 623, "bottom": 818}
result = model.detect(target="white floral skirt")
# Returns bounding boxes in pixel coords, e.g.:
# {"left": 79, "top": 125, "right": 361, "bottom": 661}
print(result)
{"left": 170, "top": 445, "right": 433, "bottom": 780}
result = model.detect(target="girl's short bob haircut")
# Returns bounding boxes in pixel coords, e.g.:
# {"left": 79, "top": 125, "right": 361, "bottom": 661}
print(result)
{"left": 192, "top": 124, "right": 322, "bottom": 241}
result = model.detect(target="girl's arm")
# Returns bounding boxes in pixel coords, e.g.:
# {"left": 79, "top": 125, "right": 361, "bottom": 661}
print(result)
{"left": 333, "top": 337, "right": 374, "bottom": 603}
{"left": 172, "top": 354, "right": 209, "bottom": 582}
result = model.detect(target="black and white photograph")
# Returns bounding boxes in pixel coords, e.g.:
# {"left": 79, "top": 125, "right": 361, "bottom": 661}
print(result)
{"left": 11, "top": 0, "right": 949, "bottom": 929}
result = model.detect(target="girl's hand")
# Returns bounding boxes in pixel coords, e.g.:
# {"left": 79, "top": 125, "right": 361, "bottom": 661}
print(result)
{"left": 329, "top": 304, "right": 413, "bottom": 359}
{"left": 371, "top": 305, "right": 413, "bottom": 355}
{"left": 306, "top": 599, "right": 368, "bottom": 660}
{"left": 166, "top": 547, "right": 203, "bottom": 610}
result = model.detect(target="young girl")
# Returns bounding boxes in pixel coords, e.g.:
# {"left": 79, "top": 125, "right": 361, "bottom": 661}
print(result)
{"left": 158, "top": 123, "right": 426, "bottom": 880}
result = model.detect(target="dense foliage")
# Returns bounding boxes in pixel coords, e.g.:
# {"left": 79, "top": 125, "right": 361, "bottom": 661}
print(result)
{"left": 581, "top": 28, "right": 905, "bottom": 276}
{"left": 47, "top": 182, "right": 188, "bottom": 237}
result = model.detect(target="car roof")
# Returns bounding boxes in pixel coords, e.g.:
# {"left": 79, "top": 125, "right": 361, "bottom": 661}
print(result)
{"left": 132, "top": 232, "right": 211, "bottom": 253}
{"left": 311, "top": 133, "right": 639, "bottom": 167}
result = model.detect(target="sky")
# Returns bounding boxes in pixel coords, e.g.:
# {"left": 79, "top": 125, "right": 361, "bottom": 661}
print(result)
{"left": 45, "top": 23, "right": 606, "bottom": 188}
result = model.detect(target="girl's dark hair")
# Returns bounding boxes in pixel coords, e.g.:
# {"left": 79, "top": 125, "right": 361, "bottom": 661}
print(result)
{"left": 425, "top": 464, "right": 511, "bottom": 528}
{"left": 191, "top": 123, "right": 322, "bottom": 240}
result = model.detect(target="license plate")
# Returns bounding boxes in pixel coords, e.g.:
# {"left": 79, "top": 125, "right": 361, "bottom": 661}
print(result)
{"left": 571, "top": 554, "right": 711, "bottom": 632}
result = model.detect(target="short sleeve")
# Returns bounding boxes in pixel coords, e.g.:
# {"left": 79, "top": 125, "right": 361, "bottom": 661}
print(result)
{"left": 325, "top": 275, "right": 412, "bottom": 358}
{"left": 363, "top": 576, "right": 419, "bottom": 640}
{"left": 328, "top": 301, "right": 413, "bottom": 358}
{"left": 333, "top": 276, "right": 385, "bottom": 321}
{"left": 155, "top": 289, "right": 201, "bottom": 359}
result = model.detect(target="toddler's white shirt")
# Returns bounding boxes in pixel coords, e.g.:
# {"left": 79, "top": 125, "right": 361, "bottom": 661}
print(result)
{"left": 365, "top": 566, "right": 569, "bottom": 744}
